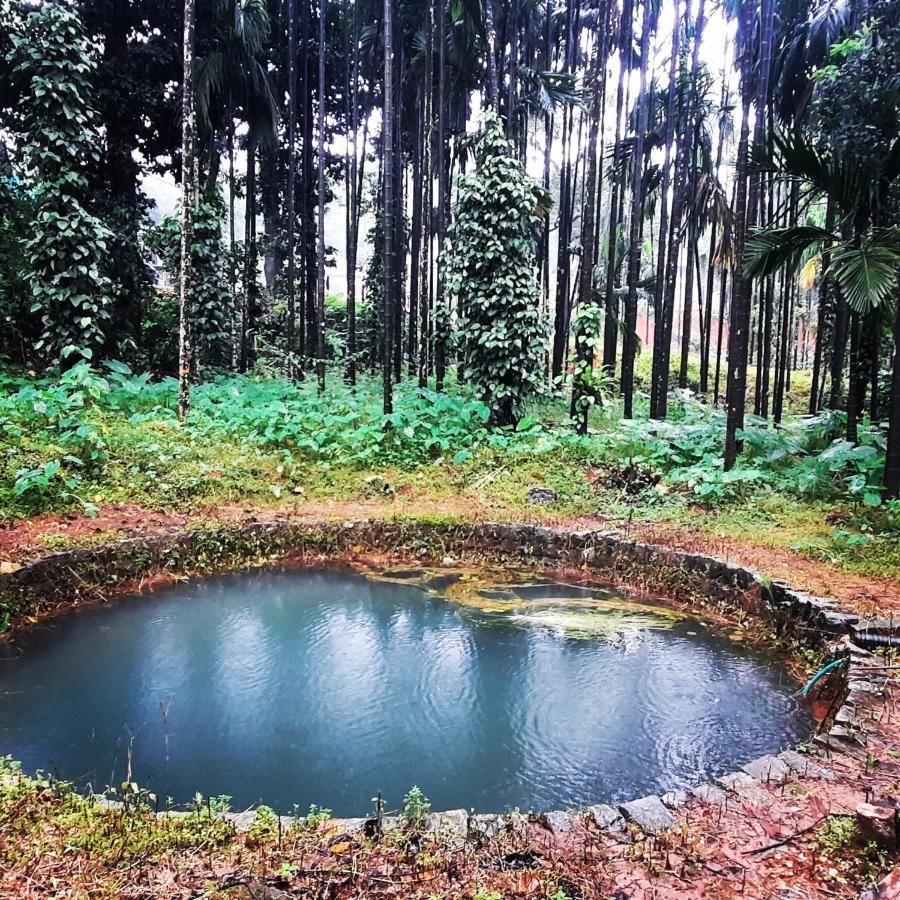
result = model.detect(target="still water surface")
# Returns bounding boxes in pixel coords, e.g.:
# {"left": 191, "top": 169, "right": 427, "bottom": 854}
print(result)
{"left": 0, "top": 566, "right": 811, "bottom": 815}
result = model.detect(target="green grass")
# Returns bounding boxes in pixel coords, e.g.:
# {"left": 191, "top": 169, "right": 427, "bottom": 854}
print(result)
{"left": 1, "top": 362, "right": 897, "bottom": 583}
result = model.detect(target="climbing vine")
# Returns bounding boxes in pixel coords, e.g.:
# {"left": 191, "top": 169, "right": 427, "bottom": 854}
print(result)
{"left": 7, "top": 4, "right": 114, "bottom": 368}
{"left": 570, "top": 304, "right": 613, "bottom": 430}
{"left": 445, "top": 112, "right": 548, "bottom": 426}
{"left": 146, "top": 190, "right": 232, "bottom": 369}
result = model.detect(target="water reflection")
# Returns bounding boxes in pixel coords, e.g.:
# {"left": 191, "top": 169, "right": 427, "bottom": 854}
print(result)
{"left": 0, "top": 565, "right": 811, "bottom": 814}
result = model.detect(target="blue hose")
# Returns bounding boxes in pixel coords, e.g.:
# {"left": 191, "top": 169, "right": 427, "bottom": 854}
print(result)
{"left": 800, "top": 657, "right": 848, "bottom": 697}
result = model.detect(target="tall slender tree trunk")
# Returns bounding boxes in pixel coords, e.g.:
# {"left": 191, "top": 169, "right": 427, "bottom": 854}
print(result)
{"left": 177, "top": 0, "right": 196, "bottom": 421}
{"left": 809, "top": 200, "right": 835, "bottom": 414}
{"left": 409, "top": 100, "right": 423, "bottom": 376}
{"left": 846, "top": 312, "right": 861, "bottom": 443}
{"left": 698, "top": 62, "right": 728, "bottom": 394}
{"left": 228, "top": 99, "right": 237, "bottom": 370}
{"left": 621, "top": 0, "right": 652, "bottom": 417}
{"left": 551, "top": 0, "right": 578, "bottom": 380}
{"left": 649, "top": 0, "right": 681, "bottom": 417}
{"left": 676, "top": 0, "right": 706, "bottom": 390}
{"left": 240, "top": 134, "right": 258, "bottom": 373}
{"left": 654, "top": 0, "right": 695, "bottom": 418}
{"left": 830, "top": 293, "right": 849, "bottom": 408}
{"left": 570, "top": 20, "right": 607, "bottom": 431}
{"left": 344, "top": 0, "right": 359, "bottom": 384}
{"left": 506, "top": 0, "right": 519, "bottom": 141}
{"left": 315, "top": 0, "right": 327, "bottom": 391}
{"left": 713, "top": 266, "right": 728, "bottom": 404}
{"left": 419, "top": 0, "right": 434, "bottom": 388}
{"left": 392, "top": 37, "right": 404, "bottom": 383}
{"left": 287, "top": 0, "right": 298, "bottom": 378}
{"left": 434, "top": 0, "right": 448, "bottom": 391}
{"left": 884, "top": 294, "right": 900, "bottom": 498}
{"left": 382, "top": 0, "right": 396, "bottom": 413}
{"left": 601, "top": 0, "right": 632, "bottom": 374}
{"left": 483, "top": 0, "right": 500, "bottom": 112}
{"left": 725, "top": 0, "right": 772, "bottom": 470}
{"left": 301, "top": 0, "right": 316, "bottom": 362}
{"left": 772, "top": 182, "right": 798, "bottom": 423}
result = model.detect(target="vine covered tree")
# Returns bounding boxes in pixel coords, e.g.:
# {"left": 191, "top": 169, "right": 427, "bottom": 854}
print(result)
{"left": 445, "top": 112, "right": 547, "bottom": 426}
{"left": 8, "top": 3, "right": 114, "bottom": 369}
{"left": 177, "top": 0, "right": 196, "bottom": 420}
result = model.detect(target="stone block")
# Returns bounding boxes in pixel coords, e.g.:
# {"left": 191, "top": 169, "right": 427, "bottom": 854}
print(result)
{"left": 425, "top": 809, "right": 468, "bottom": 845}
{"left": 834, "top": 706, "right": 861, "bottom": 728}
{"left": 224, "top": 810, "right": 256, "bottom": 832}
{"left": 742, "top": 754, "right": 789, "bottom": 785}
{"left": 777, "top": 750, "right": 835, "bottom": 781}
{"left": 690, "top": 783, "right": 727, "bottom": 805}
{"left": 661, "top": 790, "right": 689, "bottom": 809}
{"left": 857, "top": 802, "right": 898, "bottom": 851}
{"left": 619, "top": 795, "right": 674, "bottom": 835}
{"left": 586, "top": 803, "right": 626, "bottom": 832}
{"left": 542, "top": 810, "right": 577, "bottom": 834}
{"left": 469, "top": 813, "right": 503, "bottom": 839}
{"left": 715, "top": 772, "right": 772, "bottom": 808}
{"left": 716, "top": 772, "right": 757, "bottom": 792}
{"left": 821, "top": 611, "right": 860, "bottom": 632}
{"left": 328, "top": 817, "right": 367, "bottom": 834}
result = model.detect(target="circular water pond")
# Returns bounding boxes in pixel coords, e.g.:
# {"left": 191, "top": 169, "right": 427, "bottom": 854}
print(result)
{"left": 0, "top": 566, "right": 811, "bottom": 815}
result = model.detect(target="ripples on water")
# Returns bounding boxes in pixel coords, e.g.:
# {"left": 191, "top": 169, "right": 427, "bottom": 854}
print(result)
{"left": 0, "top": 566, "right": 811, "bottom": 815}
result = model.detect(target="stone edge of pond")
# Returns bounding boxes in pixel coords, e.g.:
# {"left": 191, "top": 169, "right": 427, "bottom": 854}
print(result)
{"left": 0, "top": 518, "right": 894, "bottom": 844}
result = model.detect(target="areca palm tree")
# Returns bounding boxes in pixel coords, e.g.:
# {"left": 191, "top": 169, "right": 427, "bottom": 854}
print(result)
{"left": 382, "top": 0, "right": 396, "bottom": 414}
{"left": 724, "top": 0, "right": 773, "bottom": 471}
{"left": 620, "top": 0, "right": 656, "bottom": 418}
{"left": 745, "top": 125, "right": 900, "bottom": 495}
{"left": 178, "top": 0, "right": 196, "bottom": 421}
{"left": 195, "top": 0, "right": 277, "bottom": 177}
{"left": 194, "top": 0, "right": 277, "bottom": 370}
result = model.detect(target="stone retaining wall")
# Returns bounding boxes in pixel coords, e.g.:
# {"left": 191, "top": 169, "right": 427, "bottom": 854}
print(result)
{"left": 0, "top": 519, "right": 891, "bottom": 647}
{"left": 1, "top": 519, "right": 895, "bottom": 850}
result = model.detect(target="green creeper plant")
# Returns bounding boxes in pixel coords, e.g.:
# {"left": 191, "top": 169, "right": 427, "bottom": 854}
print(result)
{"left": 445, "top": 111, "right": 548, "bottom": 426}
{"left": 146, "top": 190, "right": 232, "bottom": 369}
{"left": 570, "top": 304, "right": 613, "bottom": 429}
{"left": 7, "top": 4, "right": 113, "bottom": 368}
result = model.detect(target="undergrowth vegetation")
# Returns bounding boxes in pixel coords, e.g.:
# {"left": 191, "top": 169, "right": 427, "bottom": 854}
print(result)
{"left": 1, "top": 362, "right": 897, "bottom": 578}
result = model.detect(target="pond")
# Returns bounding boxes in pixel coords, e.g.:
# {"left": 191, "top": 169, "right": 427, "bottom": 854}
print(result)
{"left": 0, "top": 565, "right": 811, "bottom": 816}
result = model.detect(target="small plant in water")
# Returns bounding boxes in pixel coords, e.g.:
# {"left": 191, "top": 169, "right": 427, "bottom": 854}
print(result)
{"left": 402, "top": 785, "right": 431, "bottom": 827}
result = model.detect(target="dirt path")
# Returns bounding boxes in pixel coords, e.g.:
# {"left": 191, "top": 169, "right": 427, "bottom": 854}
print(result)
{"left": 603, "top": 518, "right": 900, "bottom": 615}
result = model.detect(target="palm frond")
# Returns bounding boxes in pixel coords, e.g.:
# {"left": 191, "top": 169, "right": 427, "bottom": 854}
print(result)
{"left": 744, "top": 225, "right": 834, "bottom": 279}
{"left": 773, "top": 0, "right": 853, "bottom": 122}
{"left": 830, "top": 229, "right": 900, "bottom": 314}
{"left": 693, "top": 172, "right": 734, "bottom": 260}
{"left": 517, "top": 68, "right": 581, "bottom": 114}
{"left": 751, "top": 127, "right": 866, "bottom": 218}
{"left": 196, "top": 52, "right": 226, "bottom": 129}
